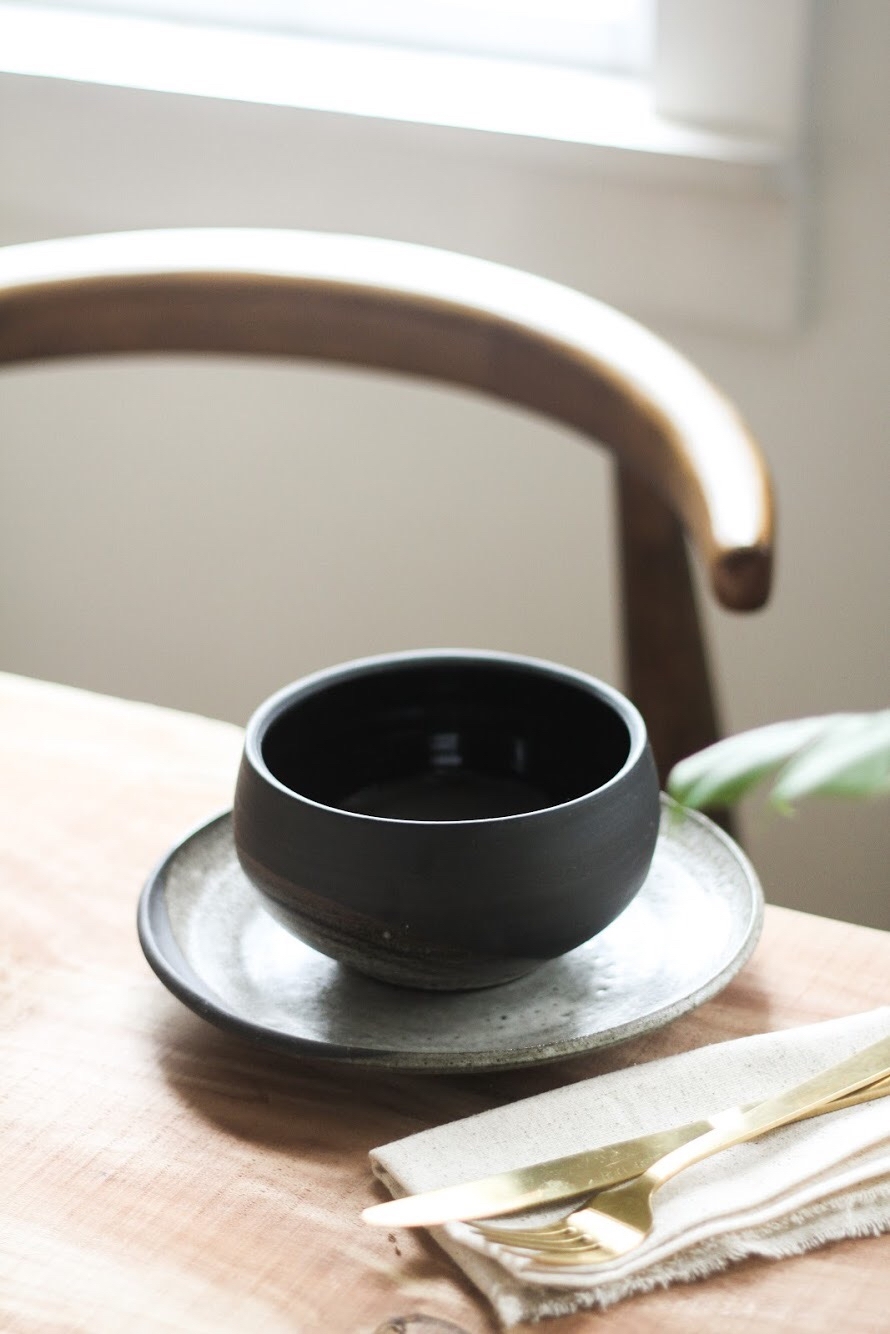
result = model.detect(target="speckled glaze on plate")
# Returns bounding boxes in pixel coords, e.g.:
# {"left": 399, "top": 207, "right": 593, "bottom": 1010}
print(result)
{"left": 137, "top": 801, "right": 763, "bottom": 1073}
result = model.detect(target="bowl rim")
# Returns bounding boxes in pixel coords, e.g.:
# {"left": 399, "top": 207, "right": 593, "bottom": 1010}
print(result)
{"left": 240, "top": 647, "right": 653, "bottom": 828}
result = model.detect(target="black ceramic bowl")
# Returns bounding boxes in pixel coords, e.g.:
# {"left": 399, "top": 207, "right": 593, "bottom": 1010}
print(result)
{"left": 233, "top": 650, "right": 660, "bottom": 990}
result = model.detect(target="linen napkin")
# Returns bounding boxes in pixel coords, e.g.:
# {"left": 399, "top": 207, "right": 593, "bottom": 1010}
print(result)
{"left": 370, "top": 1009, "right": 890, "bottom": 1326}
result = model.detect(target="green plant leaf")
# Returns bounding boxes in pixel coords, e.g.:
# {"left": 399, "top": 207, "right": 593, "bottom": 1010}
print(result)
{"left": 666, "top": 714, "right": 852, "bottom": 810}
{"left": 770, "top": 710, "right": 890, "bottom": 807}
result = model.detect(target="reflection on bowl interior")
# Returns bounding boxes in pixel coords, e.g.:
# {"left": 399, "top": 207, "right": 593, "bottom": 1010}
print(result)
{"left": 261, "top": 660, "right": 631, "bottom": 822}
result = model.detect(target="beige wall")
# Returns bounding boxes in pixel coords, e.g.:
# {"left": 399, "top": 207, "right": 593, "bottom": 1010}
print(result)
{"left": 1, "top": 4, "right": 887, "bottom": 927}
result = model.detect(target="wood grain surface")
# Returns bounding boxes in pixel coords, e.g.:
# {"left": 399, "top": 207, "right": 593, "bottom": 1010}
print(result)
{"left": 2, "top": 673, "right": 888, "bottom": 1334}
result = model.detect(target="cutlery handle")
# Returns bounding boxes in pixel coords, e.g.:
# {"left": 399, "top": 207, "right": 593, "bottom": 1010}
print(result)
{"left": 643, "top": 1034, "right": 890, "bottom": 1192}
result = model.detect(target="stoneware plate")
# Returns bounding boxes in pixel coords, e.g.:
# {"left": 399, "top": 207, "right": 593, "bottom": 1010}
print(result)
{"left": 138, "top": 801, "right": 763, "bottom": 1073}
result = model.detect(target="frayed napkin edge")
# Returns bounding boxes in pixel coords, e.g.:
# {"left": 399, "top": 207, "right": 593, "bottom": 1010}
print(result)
{"left": 478, "top": 1180, "right": 890, "bottom": 1327}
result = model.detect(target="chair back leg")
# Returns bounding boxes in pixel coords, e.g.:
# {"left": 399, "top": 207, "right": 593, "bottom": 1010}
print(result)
{"left": 616, "top": 465, "right": 734, "bottom": 835}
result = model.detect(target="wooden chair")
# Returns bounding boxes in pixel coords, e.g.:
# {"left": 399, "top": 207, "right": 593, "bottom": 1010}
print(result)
{"left": 0, "top": 228, "right": 773, "bottom": 785}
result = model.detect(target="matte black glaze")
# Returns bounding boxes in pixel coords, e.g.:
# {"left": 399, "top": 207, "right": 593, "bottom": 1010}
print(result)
{"left": 233, "top": 650, "right": 660, "bottom": 990}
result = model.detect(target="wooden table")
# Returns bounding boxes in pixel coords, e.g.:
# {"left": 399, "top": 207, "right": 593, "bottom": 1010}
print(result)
{"left": 2, "top": 673, "right": 888, "bottom": 1333}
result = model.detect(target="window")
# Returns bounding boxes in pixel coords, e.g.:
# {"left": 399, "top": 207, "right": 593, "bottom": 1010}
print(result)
{"left": 27, "top": 0, "right": 655, "bottom": 73}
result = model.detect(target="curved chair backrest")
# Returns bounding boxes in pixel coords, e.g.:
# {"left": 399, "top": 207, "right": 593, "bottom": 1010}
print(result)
{"left": 0, "top": 228, "right": 774, "bottom": 785}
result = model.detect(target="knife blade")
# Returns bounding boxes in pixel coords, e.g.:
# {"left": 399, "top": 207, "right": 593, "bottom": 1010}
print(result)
{"left": 362, "top": 1075, "right": 890, "bottom": 1228}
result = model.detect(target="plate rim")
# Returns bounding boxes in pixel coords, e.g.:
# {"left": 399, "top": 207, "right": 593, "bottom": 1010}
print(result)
{"left": 137, "top": 802, "right": 764, "bottom": 1073}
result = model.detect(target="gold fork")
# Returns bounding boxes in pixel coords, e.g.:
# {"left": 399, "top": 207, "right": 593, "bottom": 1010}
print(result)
{"left": 471, "top": 1046, "right": 890, "bottom": 1267}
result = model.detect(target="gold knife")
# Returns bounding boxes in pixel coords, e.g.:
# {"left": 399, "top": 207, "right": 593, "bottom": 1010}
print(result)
{"left": 363, "top": 1074, "right": 890, "bottom": 1228}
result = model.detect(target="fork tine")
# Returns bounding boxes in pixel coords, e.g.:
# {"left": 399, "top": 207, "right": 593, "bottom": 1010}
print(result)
{"left": 473, "top": 1220, "right": 578, "bottom": 1247}
{"left": 473, "top": 1221, "right": 613, "bottom": 1264}
{"left": 474, "top": 1201, "right": 645, "bottom": 1262}
{"left": 520, "top": 1243, "right": 614, "bottom": 1267}
{"left": 473, "top": 1201, "right": 644, "bottom": 1250}
{"left": 478, "top": 1229, "right": 592, "bottom": 1253}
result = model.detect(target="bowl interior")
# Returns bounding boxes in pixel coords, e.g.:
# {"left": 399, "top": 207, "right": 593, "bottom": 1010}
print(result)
{"left": 260, "top": 660, "right": 631, "bottom": 822}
